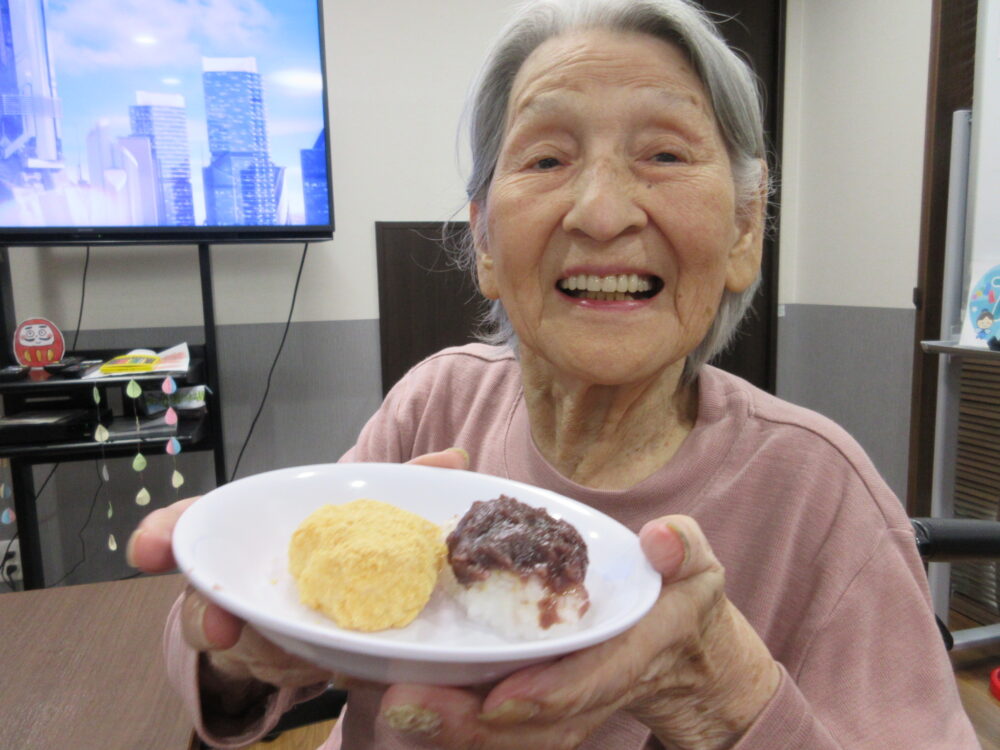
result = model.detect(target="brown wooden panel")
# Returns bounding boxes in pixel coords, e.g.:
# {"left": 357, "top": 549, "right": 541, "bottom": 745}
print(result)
{"left": 908, "top": 0, "right": 979, "bottom": 516}
{"left": 376, "top": 222, "right": 481, "bottom": 396}
{"left": 700, "top": 0, "right": 785, "bottom": 392}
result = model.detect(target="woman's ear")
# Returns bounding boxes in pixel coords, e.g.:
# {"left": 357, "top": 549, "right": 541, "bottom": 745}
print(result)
{"left": 470, "top": 201, "right": 500, "bottom": 300}
{"left": 725, "top": 163, "right": 766, "bottom": 294}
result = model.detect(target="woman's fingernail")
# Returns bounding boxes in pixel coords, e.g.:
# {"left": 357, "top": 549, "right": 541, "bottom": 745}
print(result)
{"left": 383, "top": 704, "right": 442, "bottom": 736}
{"left": 480, "top": 699, "right": 540, "bottom": 723}
{"left": 124, "top": 529, "right": 143, "bottom": 568}
{"left": 446, "top": 446, "right": 470, "bottom": 466}
{"left": 666, "top": 522, "right": 690, "bottom": 564}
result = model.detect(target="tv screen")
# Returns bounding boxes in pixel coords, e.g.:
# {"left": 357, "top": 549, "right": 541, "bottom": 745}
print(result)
{"left": 0, "top": 0, "right": 333, "bottom": 244}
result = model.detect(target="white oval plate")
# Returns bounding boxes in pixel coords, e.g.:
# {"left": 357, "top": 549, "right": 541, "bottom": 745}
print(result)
{"left": 173, "top": 463, "right": 661, "bottom": 686}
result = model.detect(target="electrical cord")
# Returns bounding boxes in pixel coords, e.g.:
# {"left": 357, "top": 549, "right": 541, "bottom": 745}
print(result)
{"left": 49, "top": 460, "right": 105, "bottom": 588}
{"left": 1, "top": 463, "right": 60, "bottom": 592}
{"left": 1, "top": 531, "right": 18, "bottom": 591}
{"left": 230, "top": 242, "right": 310, "bottom": 482}
{"left": 70, "top": 246, "right": 91, "bottom": 351}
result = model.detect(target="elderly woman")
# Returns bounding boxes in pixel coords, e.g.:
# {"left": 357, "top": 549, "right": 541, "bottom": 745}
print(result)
{"left": 129, "top": 0, "right": 979, "bottom": 748}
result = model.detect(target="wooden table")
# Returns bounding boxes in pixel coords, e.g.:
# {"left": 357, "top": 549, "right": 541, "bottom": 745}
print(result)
{"left": 0, "top": 574, "right": 194, "bottom": 749}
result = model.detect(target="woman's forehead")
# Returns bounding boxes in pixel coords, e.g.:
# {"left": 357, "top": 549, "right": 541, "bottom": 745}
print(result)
{"left": 507, "top": 28, "right": 708, "bottom": 120}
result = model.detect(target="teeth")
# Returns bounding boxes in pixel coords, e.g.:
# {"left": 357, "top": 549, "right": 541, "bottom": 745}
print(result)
{"left": 558, "top": 273, "right": 654, "bottom": 296}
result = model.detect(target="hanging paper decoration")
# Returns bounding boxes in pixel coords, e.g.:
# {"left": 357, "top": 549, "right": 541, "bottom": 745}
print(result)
{"left": 108, "top": 533, "right": 117, "bottom": 551}
{"left": 1, "top": 508, "right": 13, "bottom": 525}
{"left": 0, "top": 482, "right": 8, "bottom": 500}
{"left": 101, "top": 464, "right": 110, "bottom": 482}
{"left": 162, "top": 376, "right": 185, "bottom": 497}
{"left": 121, "top": 378, "right": 152, "bottom": 506}
{"left": 107, "top": 502, "right": 113, "bottom": 519}
{"left": 95, "top": 424, "right": 110, "bottom": 443}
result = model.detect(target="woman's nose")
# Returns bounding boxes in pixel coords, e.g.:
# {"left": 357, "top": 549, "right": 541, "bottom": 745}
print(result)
{"left": 562, "top": 160, "right": 647, "bottom": 241}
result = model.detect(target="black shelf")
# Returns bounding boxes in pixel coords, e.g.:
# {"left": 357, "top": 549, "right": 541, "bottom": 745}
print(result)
{"left": 0, "top": 355, "right": 204, "bottom": 393}
{"left": 0, "top": 243, "right": 228, "bottom": 590}
{"left": 0, "top": 415, "right": 208, "bottom": 460}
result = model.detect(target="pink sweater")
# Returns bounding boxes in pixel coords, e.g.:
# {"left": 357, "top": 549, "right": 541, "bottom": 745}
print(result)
{"left": 167, "top": 344, "right": 978, "bottom": 749}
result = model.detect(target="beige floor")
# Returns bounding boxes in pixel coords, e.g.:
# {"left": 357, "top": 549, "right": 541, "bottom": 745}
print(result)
{"left": 245, "top": 720, "right": 337, "bottom": 750}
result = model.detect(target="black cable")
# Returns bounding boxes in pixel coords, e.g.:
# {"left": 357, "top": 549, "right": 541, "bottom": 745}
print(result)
{"left": 230, "top": 243, "right": 310, "bottom": 481}
{"left": 49, "top": 460, "right": 105, "bottom": 587}
{"left": 70, "top": 246, "right": 91, "bottom": 351}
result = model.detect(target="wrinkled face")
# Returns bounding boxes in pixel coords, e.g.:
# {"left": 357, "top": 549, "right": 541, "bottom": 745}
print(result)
{"left": 473, "top": 29, "right": 761, "bottom": 385}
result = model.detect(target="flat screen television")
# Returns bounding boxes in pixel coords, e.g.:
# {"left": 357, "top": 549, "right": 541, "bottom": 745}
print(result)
{"left": 0, "top": 0, "right": 333, "bottom": 244}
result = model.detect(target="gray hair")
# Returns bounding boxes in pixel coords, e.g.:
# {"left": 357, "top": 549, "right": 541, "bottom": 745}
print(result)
{"left": 453, "top": 0, "right": 768, "bottom": 383}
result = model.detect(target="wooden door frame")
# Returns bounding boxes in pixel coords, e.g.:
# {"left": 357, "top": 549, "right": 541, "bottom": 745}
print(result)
{"left": 907, "top": 0, "right": 978, "bottom": 516}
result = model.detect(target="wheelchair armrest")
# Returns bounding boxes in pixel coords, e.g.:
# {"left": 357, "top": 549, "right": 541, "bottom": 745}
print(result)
{"left": 911, "top": 517, "right": 1000, "bottom": 561}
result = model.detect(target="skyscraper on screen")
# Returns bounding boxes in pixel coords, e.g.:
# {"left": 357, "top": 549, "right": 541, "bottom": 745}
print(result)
{"left": 202, "top": 57, "right": 280, "bottom": 226}
{"left": 129, "top": 92, "right": 195, "bottom": 226}
{"left": 0, "top": 0, "right": 62, "bottom": 183}
{"left": 300, "top": 129, "right": 328, "bottom": 225}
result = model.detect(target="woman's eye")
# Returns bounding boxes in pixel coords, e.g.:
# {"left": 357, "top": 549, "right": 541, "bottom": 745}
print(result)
{"left": 653, "top": 152, "right": 680, "bottom": 163}
{"left": 535, "top": 157, "right": 561, "bottom": 169}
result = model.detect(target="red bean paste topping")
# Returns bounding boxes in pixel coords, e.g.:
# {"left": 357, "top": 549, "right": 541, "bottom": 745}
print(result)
{"left": 446, "top": 495, "right": 588, "bottom": 594}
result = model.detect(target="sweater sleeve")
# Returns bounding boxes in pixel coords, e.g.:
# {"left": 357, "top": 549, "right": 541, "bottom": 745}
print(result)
{"left": 731, "top": 529, "right": 978, "bottom": 749}
{"left": 163, "top": 596, "right": 331, "bottom": 748}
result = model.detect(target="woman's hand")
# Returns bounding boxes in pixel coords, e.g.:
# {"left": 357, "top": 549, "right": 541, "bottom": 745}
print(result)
{"left": 379, "top": 515, "right": 780, "bottom": 750}
{"left": 127, "top": 495, "right": 333, "bottom": 692}
{"left": 126, "top": 447, "right": 472, "bottom": 692}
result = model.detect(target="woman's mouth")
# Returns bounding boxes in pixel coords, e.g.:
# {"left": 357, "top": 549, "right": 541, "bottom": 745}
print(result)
{"left": 556, "top": 273, "right": 663, "bottom": 301}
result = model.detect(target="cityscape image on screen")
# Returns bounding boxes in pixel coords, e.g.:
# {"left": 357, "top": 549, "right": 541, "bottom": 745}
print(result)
{"left": 0, "top": 0, "right": 332, "bottom": 240}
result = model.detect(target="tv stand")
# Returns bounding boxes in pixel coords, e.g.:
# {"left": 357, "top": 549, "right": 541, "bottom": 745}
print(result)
{"left": 0, "top": 243, "right": 228, "bottom": 589}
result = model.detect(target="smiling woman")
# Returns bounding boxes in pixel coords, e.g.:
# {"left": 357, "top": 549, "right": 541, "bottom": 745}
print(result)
{"left": 136, "top": 2, "right": 981, "bottom": 749}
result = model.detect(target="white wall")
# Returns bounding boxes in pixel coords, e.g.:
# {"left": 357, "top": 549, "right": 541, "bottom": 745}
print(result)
{"left": 8, "top": 0, "right": 520, "bottom": 330}
{"left": 779, "top": 0, "right": 933, "bottom": 309}
{"left": 12, "top": 2, "right": 936, "bottom": 331}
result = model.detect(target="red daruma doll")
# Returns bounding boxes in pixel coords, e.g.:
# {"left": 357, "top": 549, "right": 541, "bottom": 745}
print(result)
{"left": 13, "top": 318, "right": 65, "bottom": 367}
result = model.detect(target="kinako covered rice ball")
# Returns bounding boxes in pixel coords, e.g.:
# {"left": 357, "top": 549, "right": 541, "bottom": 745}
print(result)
{"left": 288, "top": 499, "right": 446, "bottom": 631}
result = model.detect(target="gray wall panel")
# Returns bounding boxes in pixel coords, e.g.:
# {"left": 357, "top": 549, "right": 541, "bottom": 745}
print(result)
{"left": 776, "top": 304, "right": 914, "bottom": 500}
{"left": 28, "top": 318, "right": 384, "bottom": 586}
